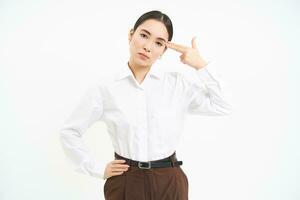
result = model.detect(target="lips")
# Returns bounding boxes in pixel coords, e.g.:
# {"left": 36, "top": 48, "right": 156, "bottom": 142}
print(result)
{"left": 138, "top": 53, "right": 150, "bottom": 59}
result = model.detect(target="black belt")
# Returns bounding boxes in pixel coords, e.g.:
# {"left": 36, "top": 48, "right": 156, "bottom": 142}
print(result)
{"left": 114, "top": 151, "right": 183, "bottom": 169}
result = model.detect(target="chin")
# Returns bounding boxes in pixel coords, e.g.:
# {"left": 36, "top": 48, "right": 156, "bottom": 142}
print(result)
{"left": 135, "top": 59, "right": 151, "bottom": 67}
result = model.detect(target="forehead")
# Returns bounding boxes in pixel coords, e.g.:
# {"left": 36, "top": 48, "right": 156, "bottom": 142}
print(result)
{"left": 136, "top": 19, "right": 169, "bottom": 40}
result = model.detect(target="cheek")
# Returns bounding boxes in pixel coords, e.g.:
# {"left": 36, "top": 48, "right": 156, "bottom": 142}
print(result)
{"left": 153, "top": 48, "right": 164, "bottom": 56}
{"left": 129, "top": 41, "right": 139, "bottom": 53}
{"left": 131, "top": 37, "right": 143, "bottom": 48}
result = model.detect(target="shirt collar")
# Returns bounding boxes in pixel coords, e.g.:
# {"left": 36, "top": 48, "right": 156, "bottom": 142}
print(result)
{"left": 115, "top": 62, "right": 163, "bottom": 81}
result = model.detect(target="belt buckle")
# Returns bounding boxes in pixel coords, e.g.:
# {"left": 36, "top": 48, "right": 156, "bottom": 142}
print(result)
{"left": 138, "top": 161, "right": 151, "bottom": 169}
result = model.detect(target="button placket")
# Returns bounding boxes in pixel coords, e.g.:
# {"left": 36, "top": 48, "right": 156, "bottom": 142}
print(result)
{"left": 136, "top": 89, "right": 147, "bottom": 125}
{"left": 134, "top": 88, "right": 149, "bottom": 156}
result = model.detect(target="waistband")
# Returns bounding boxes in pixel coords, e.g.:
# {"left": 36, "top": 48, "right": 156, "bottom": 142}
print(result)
{"left": 114, "top": 151, "right": 183, "bottom": 169}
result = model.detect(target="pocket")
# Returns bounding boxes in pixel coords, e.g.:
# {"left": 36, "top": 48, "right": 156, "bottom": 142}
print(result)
{"left": 103, "top": 176, "right": 116, "bottom": 194}
{"left": 178, "top": 166, "right": 189, "bottom": 187}
{"left": 103, "top": 174, "right": 125, "bottom": 199}
{"left": 103, "top": 177, "right": 111, "bottom": 193}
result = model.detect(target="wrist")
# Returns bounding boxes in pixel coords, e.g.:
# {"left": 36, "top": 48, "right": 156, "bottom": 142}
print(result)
{"left": 194, "top": 61, "right": 208, "bottom": 70}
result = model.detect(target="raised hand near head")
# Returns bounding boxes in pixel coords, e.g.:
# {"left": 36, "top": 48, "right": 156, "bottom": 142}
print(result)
{"left": 165, "top": 36, "right": 208, "bottom": 70}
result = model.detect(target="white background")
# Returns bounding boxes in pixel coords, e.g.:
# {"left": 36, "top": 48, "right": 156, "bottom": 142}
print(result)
{"left": 0, "top": 0, "right": 298, "bottom": 199}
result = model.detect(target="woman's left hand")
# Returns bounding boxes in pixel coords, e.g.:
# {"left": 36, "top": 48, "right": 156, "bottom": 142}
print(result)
{"left": 165, "top": 36, "right": 208, "bottom": 70}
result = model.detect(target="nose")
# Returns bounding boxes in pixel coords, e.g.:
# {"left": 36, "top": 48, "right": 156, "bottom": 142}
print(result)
{"left": 144, "top": 47, "right": 150, "bottom": 52}
{"left": 143, "top": 42, "right": 151, "bottom": 53}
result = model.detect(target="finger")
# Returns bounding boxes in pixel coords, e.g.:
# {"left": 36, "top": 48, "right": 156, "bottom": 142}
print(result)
{"left": 112, "top": 159, "right": 127, "bottom": 164}
{"left": 180, "top": 54, "right": 187, "bottom": 64}
{"left": 180, "top": 54, "right": 185, "bottom": 60}
{"left": 165, "top": 42, "right": 187, "bottom": 53}
{"left": 191, "top": 36, "right": 198, "bottom": 49}
{"left": 111, "top": 167, "right": 128, "bottom": 172}
{"left": 111, "top": 171, "right": 125, "bottom": 176}
{"left": 112, "top": 164, "right": 130, "bottom": 168}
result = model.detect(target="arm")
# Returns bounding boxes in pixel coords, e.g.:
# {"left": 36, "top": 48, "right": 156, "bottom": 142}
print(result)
{"left": 165, "top": 37, "right": 233, "bottom": 116}
{"left": 184, "top": 61, "right": 233, "bottom": 116}
{"left": 59, "top": 85, "right": 107, "bottom": 180}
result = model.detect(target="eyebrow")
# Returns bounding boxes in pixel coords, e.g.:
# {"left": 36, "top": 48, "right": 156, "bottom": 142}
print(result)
{"left": 140, "top": 29, "right": 167, "bottom": 43}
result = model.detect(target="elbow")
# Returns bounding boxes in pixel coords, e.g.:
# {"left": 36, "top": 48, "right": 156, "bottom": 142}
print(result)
{"left": 59, "top": 126, "right": 69, "bottom": 138}
{"left": 59, "top": 127, "right": 69, "bottom": 145}
{"left": 217, "top": 103, "right": 234, "bottom": 116}
{"left": 59, "top": 126, "right": 81, "bottom": 143}
{"left": 219, "top": 109, "right": 232, "bottom": 116}
{"left": 59, "top": 124, "right": 82, "bottom": 137}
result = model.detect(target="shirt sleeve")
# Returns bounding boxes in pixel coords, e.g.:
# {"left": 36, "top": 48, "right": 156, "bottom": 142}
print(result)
{"left": 184, "top": 61, "right": 233, "bottom": 116}
{"left": 59, "top": 85, "right": 107, "bottom": 180}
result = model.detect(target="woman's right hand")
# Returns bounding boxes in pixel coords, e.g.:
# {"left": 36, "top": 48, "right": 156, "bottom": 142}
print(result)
{"left": 103, "top": 159, "right": 130, "bottom": 179}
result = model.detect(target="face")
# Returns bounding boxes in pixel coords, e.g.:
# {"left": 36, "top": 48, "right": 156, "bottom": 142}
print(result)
{"left": 128, "top": 19, "right": 169, "bottom": 68}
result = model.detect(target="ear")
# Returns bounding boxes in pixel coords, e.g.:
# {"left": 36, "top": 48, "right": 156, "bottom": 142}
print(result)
{"left": 128, "top": 29, "right": 134, "bottom": 42}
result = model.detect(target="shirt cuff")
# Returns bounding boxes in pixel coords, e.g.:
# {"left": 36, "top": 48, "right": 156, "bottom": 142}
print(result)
{"left": 93, "top": 161, "right": 107, "bottom": 180}
{"left": 74, "top": 159, "right": 107, "bottom": 180}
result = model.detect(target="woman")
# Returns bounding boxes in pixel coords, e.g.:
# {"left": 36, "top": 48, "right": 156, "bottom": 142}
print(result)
{"left": 60, "top": 10, "right": 232, "bottom": 200}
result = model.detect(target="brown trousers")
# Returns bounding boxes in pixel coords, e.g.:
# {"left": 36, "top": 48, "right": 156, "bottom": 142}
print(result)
{"left": 103, "top": 152, "right": 189, "bottom": 200}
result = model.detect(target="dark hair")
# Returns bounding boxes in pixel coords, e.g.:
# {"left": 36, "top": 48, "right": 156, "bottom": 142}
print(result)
{"left": 132, "top": 10, "right": 173, "bottom": 41}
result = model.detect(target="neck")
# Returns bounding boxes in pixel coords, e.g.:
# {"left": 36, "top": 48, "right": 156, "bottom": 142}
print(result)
{"left": 127, "top": 59, "right": 151, "bottom": 84}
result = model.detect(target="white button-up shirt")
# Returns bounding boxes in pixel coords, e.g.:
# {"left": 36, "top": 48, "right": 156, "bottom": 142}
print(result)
{"left": 59, "top": 62, "right": 232, "bottom": 180}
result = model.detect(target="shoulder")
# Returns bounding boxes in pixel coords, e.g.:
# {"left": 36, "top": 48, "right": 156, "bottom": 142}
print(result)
{"left": 92, "top": 72, "right": 116, "bottom": 89}
{"left": 81, "top": 73, "right": 114, "bottom": 99}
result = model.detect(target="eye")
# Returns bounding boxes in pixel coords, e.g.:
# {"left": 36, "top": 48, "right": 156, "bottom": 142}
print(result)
{"left": 156, "top": 42, "right": 163, "bottom": 47}
{"left": 140, "top": 33, "right": 147, "bottom": 38}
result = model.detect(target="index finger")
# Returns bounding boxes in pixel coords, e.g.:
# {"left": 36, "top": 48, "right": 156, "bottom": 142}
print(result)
{"left": 165, "top": 42, "right": 187, "bottom": 53}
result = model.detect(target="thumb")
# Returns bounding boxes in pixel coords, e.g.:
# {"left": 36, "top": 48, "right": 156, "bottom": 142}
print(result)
{"left": 191, "top": 36, "right": 198, "bottom": 49}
